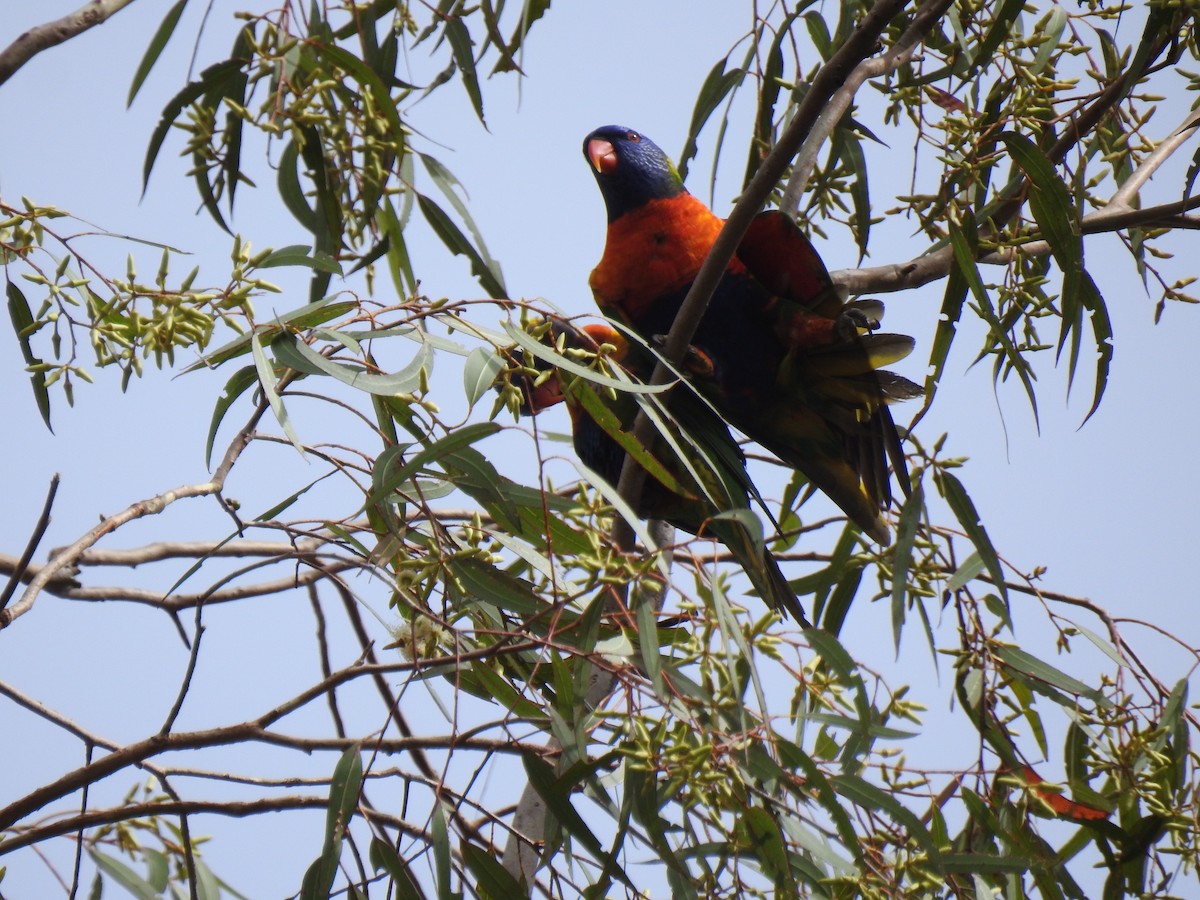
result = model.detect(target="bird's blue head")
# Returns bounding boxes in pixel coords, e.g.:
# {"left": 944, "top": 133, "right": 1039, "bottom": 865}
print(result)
{"left": 583, "top": 126, "right": 685, "bottom": 222}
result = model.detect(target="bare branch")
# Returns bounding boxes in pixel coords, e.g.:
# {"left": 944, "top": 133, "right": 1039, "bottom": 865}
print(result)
{"left": 832, "top": 191, "right": 1200, "bottom": 296}
{"left": 0, "top": 475, "right": 60, "bottom": 610}
{"left": 0, "top": 0, "right": 140, "bottom": 88}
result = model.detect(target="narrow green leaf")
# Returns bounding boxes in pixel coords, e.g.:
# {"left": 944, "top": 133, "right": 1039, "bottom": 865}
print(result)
{"left": 431, "top": 802, "right": 451, "bottom": 900}
{"left": 127, "top": 0, "right": 189, "bottom": 107}
{"left": 890, "top": 481, "right": 924, "bottom": 653}
{"left": 740, "top": 807, "right": 795, "bottom": 891}
{"left": 277, "top": 138, "right": 316, "bottom": 230}
{"left": 417, "top": 194, "right": 506, "bottom": 298}
{"left": 950, "top": 216, "right": 1039, "bottom": 426}
{"left": 464, "top": 661, "right": 548, "bottom": 720}
{"left": 143, "top": 848, "right": 168, "bottom": 892}
{"left": 302, "top": 747, "right": 363, "bottom": 899}
{"left": 182, "top": 297, "right": 357, "bottom": 372}
{"left": 376, "top": 197, "right": 417, "bottom": 296}
{"left": 420, "top": 153, "right": 504, "bottom": 295}
{"left": 449, "top": 556, "right": 548, "bottom": 617}
{"left": 193, "top": 859, "right": 222, "bottom": 900}
{"left": 143, "top": 59, "right": 243, "bottom": 192}
{"left": 443, "top": 18, "right": 485, "bottom": 125}
{"left": 369, "top": 838, "right": 427, "bottom": 900}
{"left": 993, "top": 643, "right": 1105, "bottom": 704}
{"left": 637, "top": 595, "right": 663, "bottom": 693}
{"left": 88, "top": 850, "right": 160, "bottom": 900}
{"left": 832, "top": 773, "right": 939, "bottom": 857}
{"left": 440, "top": 446, "right": 522, "bottom": 532}
{"left": 501, "top": 322, "right": 672, "bottom": 395}
{"left": 523, "top": 754, "right": 607, "bottom": 859}
{"left": 375, "top": 421, "right": 500, "bottom": 495}
{"left": 6, "top": 281, "right": 51, "bottom": 430}
{"left": 568, "top": 382, "right": 692, "bottom": 497}
{"left": 276, "top": 333, "right": 432, "bottom": 397}
{"left": 936, "top": 852, "right": 1038, "bottom": 874}
{"left": 946, "top": 551, "right": 986, "bottom": 592}
{"left": 461, "top": 843, "right": 524, "bottom": 896}
{"left": 783, "top": 747, "right": 865, "bottom": 867}
{"left": 205, "top": 364, "right": 257, "bottom": 468}
{"left": 259, "top": 245, "right": 343, "bottom": 274}
{"left": 251, "top": 330, "right": 305, "bottom": 456}
{"left": 1030, "top": 6, "right": 1067, "bottom": 75}
{"left": 842, "top": 132, "right": 871, "bottom": 261}
{"left": 678, "top": 56, "right": 743, "bottom": 181}
{"left": 221, "top": 27, "right": 252, "bottom": 211}
{"left": 936, "top": 471, "right": 1007, "bottom": 604}
{"left": 312, "top": 43, "right": 406, "bottom": 146}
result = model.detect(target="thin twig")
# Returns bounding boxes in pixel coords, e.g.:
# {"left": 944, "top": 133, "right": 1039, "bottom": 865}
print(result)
{"left": 0, "top": 474, "right": 60, "bottom": 610}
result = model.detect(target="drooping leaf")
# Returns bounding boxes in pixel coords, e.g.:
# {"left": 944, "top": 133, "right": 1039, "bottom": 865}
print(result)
{"left": 936, "top": 471, "right": 1007, "bottom": 606}
{"left": 443, "top": 17, "right": 485, "bottom": 125}
{"left": 6, "top": 281, "right": 51, "bottom": 430}
{"left": 205, "top": 364, "right": 257, "bottom": 468}
{"left": 368, "top": 838, "right": 427, "bottom": 900}
{"left": 88, "top": 850, "right": 160, "bottom": 900}
{"left": 417, "top": 194, "right": 506, "bottom": 298}
{"left": 127, "top": 0, "right": 190, "bottom": 107}
{"left": 679, "top": 56, "right": 744, "bottom": 181}
{"left": 251, "top": 330, "right": 305, "bottom": 456}
{"left": 144, "top": 62, "right": 243, "bottom": 193}
{"left": 890, "top": 480, "right": 924, "bottom": 653}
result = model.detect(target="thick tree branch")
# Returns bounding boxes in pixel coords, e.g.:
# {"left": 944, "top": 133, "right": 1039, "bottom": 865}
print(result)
{"left": 0, "top": 0, "right": 139, "bottom": 88}
{"left": 831, "top": 186, "right": 1200, "bottom": 296}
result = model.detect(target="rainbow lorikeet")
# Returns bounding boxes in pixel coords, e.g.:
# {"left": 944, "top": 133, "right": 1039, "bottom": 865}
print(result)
{"left": 505, "top": 318, "right": 809, "bottom": 625}
{"left": 583, "top": 125, "right": 921, "bottom": 544}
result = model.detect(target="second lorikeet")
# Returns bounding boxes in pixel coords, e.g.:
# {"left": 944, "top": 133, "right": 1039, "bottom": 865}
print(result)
{"left": 504, "top": 318, "right": 809, "bottom": 626}
{"left": 582, "top": 125, "right": 921, "bottom": 544}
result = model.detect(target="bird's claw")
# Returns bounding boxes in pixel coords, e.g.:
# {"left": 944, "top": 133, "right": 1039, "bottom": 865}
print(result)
{"left": 652, "top": 334, "right": 716, "bottom": 377}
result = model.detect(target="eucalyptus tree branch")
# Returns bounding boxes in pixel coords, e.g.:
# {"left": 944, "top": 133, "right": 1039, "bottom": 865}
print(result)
{"left": 0, "top": 796, "right": 405, "bottom": 857}
{"left": 0, "top": 688, "right": 545, "bottom": 835}
{"left": 0, "top": 394, "right": 267, "bottom": 629}
{"left": 831, "top": 189, "right": 1200, "bottom": 295}
{"left": 0, "top": 0, "right": 139, "bottom": 88}
{"left": 821, "top": 11, "right": 1190, "bottom": 300}
{"left": 782, "top": 0, "right": 957, "bottom": 211}
{"left": 1110, "top": 102, "right": 1200, "bottom": 208}
{"left": 36, "top": 560, "right": 359, "bottom": 609}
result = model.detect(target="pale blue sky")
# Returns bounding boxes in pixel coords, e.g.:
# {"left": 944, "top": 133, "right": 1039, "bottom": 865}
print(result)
{"left": 2, "top": 2, "right": 1197, "bottom": 895}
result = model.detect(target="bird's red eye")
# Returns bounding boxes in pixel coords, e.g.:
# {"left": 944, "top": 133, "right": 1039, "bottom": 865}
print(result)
{"left": 627, "top": 131, "right": 640, "bottom": 142}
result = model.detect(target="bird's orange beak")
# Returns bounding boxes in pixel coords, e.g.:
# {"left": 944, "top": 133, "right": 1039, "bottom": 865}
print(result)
{"left": 587, "top": 138, "right": 618, "bottom": 174}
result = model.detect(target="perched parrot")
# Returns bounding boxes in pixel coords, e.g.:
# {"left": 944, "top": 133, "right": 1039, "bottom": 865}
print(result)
{"left": 583, "top": 125, "right": 921, "bottom": 544}
{"left": 505, "top": 318, "right": 809, "bottom": 626}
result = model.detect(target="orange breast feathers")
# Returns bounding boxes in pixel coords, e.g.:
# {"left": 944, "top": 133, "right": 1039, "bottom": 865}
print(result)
{"left": 587, "top": 194, "right": 745, "bottom": 321}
